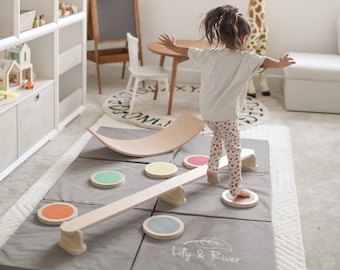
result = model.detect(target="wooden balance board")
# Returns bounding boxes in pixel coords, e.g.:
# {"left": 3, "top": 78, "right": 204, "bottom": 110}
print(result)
{"left": 58, "top": 148, "right": 256, "bottom": 255}
{"left": 87, "top": 112, "right": 205, "bottom": 157}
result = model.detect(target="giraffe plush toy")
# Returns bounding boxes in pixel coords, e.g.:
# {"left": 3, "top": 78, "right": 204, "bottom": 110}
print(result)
{"left": 247, "top": 0, "right": 270, "bottom": 98}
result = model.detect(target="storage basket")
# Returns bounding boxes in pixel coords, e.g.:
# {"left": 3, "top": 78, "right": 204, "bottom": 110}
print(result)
{"left": 20, "top": 10, "right": 36, "bottom": 32}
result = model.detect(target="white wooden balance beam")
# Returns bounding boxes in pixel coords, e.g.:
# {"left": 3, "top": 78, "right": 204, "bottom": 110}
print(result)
{"left": 87, "top": 112, "right": 205, "bottom": 157}
{"left": 57, "top": 148, "right": 256, "bottom": 255}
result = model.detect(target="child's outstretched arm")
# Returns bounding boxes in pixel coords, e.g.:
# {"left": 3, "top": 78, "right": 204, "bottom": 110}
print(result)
{"left": 158, "top": 34, "right": 189, "bottom": 57}
{"left": 262, "top": 53, "right": 296, "bottom": 69}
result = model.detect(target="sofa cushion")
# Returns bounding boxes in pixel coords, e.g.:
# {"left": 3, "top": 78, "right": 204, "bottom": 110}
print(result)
{"left": 284, "top": 52, "right": 340, "bottom": 81}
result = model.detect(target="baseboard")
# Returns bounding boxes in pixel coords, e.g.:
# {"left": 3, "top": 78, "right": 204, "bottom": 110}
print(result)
{"left": 87, "top": 62, "right": 284, "bottom": 91}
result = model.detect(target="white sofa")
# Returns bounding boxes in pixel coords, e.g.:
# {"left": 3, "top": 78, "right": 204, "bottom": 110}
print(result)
{"left": 283, "top": 16, "right": 340, "bottom": 114}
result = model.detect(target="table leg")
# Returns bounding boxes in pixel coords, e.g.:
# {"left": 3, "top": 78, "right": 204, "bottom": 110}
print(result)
{"left": 167, "top": 57, "right": 179, "bottom": 115}
{"left": 154, "top": 55, "right": 166, "bottom": 100}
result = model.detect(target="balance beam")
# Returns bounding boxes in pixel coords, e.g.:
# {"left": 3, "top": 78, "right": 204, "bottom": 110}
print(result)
{"left": 87, "top": 112, "right": 205, "bottom": 157}
{"left": 58, "top": 149, "right": 256, "bottom": 255}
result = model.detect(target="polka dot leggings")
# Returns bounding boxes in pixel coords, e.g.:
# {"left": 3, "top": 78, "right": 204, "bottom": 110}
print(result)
{"left": 205, "top": 120, "right": 243, "bottom": 196}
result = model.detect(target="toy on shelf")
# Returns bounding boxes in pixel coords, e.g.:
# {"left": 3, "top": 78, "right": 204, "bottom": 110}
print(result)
{"left": 0, "top": 90, "right": 19, "bottom": 98}
{"left": 39, "top": 15, "right": 46, "bottom": 26}
{"left": 24, "top": 80, "right": 34, "bottom": 90}
{"left": 0, "top": 90, "right": 19, "bottom": 104}
{"left": 0, "top": 43, "right": 34, "bottom": 91}
{"left": 33, "top": 15, "right": 46, "bottom": 28}
{"left": 33, "top": 16, "right": 39, "bottom": 28}
{"left": 59, "top": 3, "right": 78, "bottom": 17}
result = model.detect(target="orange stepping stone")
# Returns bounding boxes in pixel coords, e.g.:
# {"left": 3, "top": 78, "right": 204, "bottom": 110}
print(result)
{"left": 38, "top": 202, "right": 78, "bottom": 225}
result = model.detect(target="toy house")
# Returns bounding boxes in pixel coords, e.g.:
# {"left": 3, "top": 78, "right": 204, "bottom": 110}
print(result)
{"left": 0, "top": 43, "right": 34, "bottom": 90}
{"left": 0, "top": 59, "right": 21, "bottom": 90}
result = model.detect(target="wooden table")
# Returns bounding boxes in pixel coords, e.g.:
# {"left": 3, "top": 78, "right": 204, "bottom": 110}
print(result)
{"left": 148, "top": 40, "right": 208, "bottom": 115}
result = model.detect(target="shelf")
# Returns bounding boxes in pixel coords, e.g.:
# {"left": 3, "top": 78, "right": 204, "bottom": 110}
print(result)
{"left": 19, "top": 22, "right": 57, "bottom": 43}
{"left": 0, "top": 36, "right": 20, "bottom": 51}
{"left": 0, "top": 0, "right": 87, "bottom": 181}
{"left": 58, "top": 12, "right": 86, "bottom": 28}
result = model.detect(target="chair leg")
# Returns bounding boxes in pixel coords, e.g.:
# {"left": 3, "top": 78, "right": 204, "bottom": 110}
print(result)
{"left": 129, "top": 78, "right": 140, "bottom": 114}
{"left": 125, "top": 75, "right": 134, "bottom": 98}
{"left": 95, "top": 61, "right": 102, "bottom": 94}
{"left": 121, "top": 62, "right": 126, "bottom": 79}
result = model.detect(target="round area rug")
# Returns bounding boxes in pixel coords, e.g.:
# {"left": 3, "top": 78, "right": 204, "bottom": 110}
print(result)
{"left": 103, "top": 83, "right": 269, "bottom": 131}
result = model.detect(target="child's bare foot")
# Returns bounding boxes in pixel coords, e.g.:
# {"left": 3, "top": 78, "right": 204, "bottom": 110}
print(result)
{"left": 235, "top": 189, "right": 251, "bottom": 199}
{"left": 207, "top": 171, "right": 220, "bottom": 184}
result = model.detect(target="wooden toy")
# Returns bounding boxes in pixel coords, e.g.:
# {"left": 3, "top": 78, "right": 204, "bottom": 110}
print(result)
{"left": 24, "top": 80, "right": 34, "bottom": 89}
{"left": 37, "top": 202, "right": 78, "bottom": 226}
{"left": 221, "top": 189, "right": 259, "bottom": 208}
{"left": 143, "top": 215, "right": 184, "bottom": 240}
{"left": 183, "top": 155, "right": 209, "bottom": 169}
{"left": 87, "top": 112, "right": 205, "bottom": 157}
{"left": 0, "top": 43, "right": 34, "bottom": 91}
{"left": 57, "top": 148, "right": 256, "bottom": 255}
{"left": 90, "top": 170, "right": 125, "bottom": 189}
{"left": 0, "top": 90, "right": 19, "bottom": 98}
{"left": 247, "top": 0, "right": 270, "bottom": 98}
{"left": 144, "top": 162, "right": 178, "bottom": 179}
{"left": 59, "top": 3, "right": 74, "bottom": 17}
{"left": 33, "top": 16, "right": 39, "bottom": 28}
{"left": 39, "top": 15, "right": 46, "bottom": 26}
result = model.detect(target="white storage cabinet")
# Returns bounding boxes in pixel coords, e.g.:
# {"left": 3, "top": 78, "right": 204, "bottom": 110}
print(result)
{"left": 0, "top": 0, "right": 87, "bottom": 181}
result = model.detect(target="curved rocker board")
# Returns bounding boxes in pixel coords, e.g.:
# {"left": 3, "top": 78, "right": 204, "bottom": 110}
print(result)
{"left": 87, "top": 112, "right": 205, "bottom": 157}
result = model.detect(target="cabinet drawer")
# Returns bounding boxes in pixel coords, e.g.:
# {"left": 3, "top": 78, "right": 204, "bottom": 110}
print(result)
{"left": 59, "top": 44, "right": 82, "bottom": 75}
{"left": 0, "top": 107, "right": 18, "bottom": 172}
{"left": 18, "top": 85, "right": 54, "bottom": 156}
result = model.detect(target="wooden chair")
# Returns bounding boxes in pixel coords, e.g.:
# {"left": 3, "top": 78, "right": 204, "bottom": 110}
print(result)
{"left": 125, "top": 33, "right": 169, "bottom": 114}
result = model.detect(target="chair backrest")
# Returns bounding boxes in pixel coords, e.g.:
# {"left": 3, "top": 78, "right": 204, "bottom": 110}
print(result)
{"left": 127, "top": 32, "right": 140, "bottom": 72}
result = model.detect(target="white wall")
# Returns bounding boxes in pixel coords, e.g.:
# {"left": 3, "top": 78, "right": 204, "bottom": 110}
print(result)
{"left": 89, "top": 0, "right": 340, "bottom": 86}
{"left": 137, "top": 0, "right": 340, "bottom": 83}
